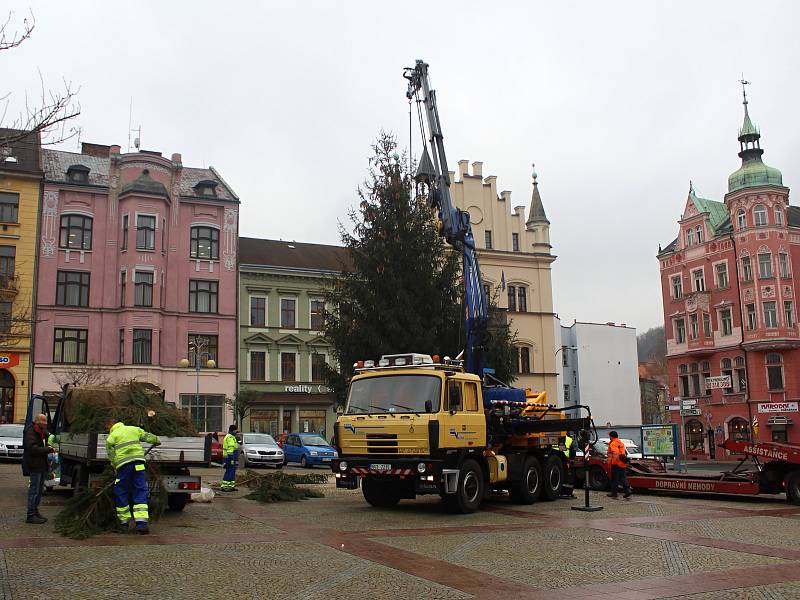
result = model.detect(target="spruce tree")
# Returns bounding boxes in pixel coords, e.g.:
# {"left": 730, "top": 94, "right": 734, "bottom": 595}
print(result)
{"left": 324, "top": 133, "right": 516, "bottom": 405}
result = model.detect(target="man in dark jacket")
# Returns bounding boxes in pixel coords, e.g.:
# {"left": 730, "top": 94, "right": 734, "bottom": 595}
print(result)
{"left": 22, "top": 414, "right": 53, "bottom": 524}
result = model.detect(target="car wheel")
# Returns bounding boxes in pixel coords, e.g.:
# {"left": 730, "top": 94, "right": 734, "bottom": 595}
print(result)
{"left": 167, "top": 493, "right": 189, "bottom": 511}
{"left": 444, "top": 459, "right": 484, "bottom": 514}
{"left": 275, "top": 464, "right": 283, "bottom": 470}
{"left": 510, "top": 455, "right": 543, "bottom": 504}
{"left": 241, "top": 454, "right": 248, "bottom": 468}
{"left": 542, "top": 455, "right": 564, "bottom": 501}
{"left": 300, "top": 455, "right": 308, "bottom": 468}
{"left": 786, "top": 471, "right": 800, "bottom": 505}
{"left": 589, "top": 465, "right": 609, "bottom": 491}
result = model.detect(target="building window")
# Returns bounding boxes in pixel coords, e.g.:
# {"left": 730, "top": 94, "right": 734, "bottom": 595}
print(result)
{"left": 686, "top": 228, "right": 696, "bottom": 247}
{"left": 741, "top": 256, "right": 753, "bottom": 281}
{"left": 120, "top": 271, "right": 127, "bottom": 307}
{"left": 189, "top": 279, "right": 218, "bottom": 313}
{"left": 737, "top": 209, "right": 746, "bottom": 229}
{"left": 721, "top": 358, "right": 734, "bottom": 394}
{"left": 679, "top": 364, "right": 689, "bottom": 397}
{"left": 0, "top": 302, "right": 11, "bottom": 334}
{"left": 702, "top": 313, "right": 711, "bottom": 337}
{"left": 754, "top": 204, "right": 768, "bottom": 227}
{"left": 310, "top": 299, "right": 325, "bottom": 330}
{"left": 53, "top": 328, "right": 87, "bottom": 364}
{"left": 190, "top": 226, "right": 219, "bottom": 260}
{"left": 0, "top": 192, "right": 19, "bottom": 223}
{"left": 519, "top": 347, "right": 530, "bottom": 374}
{"left": 746, "top": 303, "right": 757, "bottom": 330}
{"left": 563, "top": 384, "right": 570, "bottom": 404}
{"left": 136, "top": 215, "right": 156, "bottom": 250}
{"left": 118, "top": 329, "right": 125, "bottom": 364}
{"left": 250, "top": 297, "right": 266, "bottom": 327}
{"left": 0, "top": 246, "right": 15, "bottom": 287}
{"left": 132, "top": 329, "right": 152, "bottom": 364}
{"left": 785, "top": 301, "right": 794, "bottom": 328}
{"left": 66, "top": 165, "right": 89, "bottom": 183}
{"left": 758, "top": 253, "right": 773, "bottom": 279}
{"left": 696, "top": 226, "right": 703, "bottom": 243}
{"left": 134, "top": 271, "right": 154, "bottom": 307}
{"left": 281, "top": 352, "right": 296, "bottom": 382}
{"left": 690, "top": 362, "right": 700, "bottom": 397}
{"left": 775, "top": 207, "right": 784, "bottom": 226}
{"left": 763, "top": 301, "right": 778, "bottom": 328}
{"left": 692, "top": 268, "right": 705, "bottom": 292}
{"left": 517, "top": 287, "right": 527, "bottom": 313}
{"left": 311, "top": 353, "right": 326, "bottom": 382}
{"left": 671, "top": 275, "right": 682, "bottom": 299}
{"left": 689, "top": 314, "right": 698, "bottom": 339}
{"left": 675, "top": 318, "right": 686, "bottom": 343}
{"left": 685, "top": 419, "right": 704, "bottom": 452}
{"left": 772, "top": 424, "right": 788, "bottom": 443}
{"left": 180, "top": 394, "right": 224, "bottom": 433}
{"left": 766, "top": 353, "right": 784, "bottom": 391}
{"left": 188, "top": 334, "right": 218, "bottom": 368}
{"left": 121, "top": 215, "right": 128, "bottom": 250}
{"left": 484, "top": 230, "right": 492, "bottom": 249}
{"left": 56, "top": 271, "right": 90, "bottom": 307}
{"left": 250, "top": 351, "right": 266, "bottom": 381}
{"left": 734, "top": 356, "right": 747, "bottom": 393}
{"left": 512, "top": 233, "right": 520, "bottom": 252}
{"left": 720, "top": 308, "right": 733, "bottom": 336}
{"left": 59, "top": 215, "right": 92, "bottom": 250}
{"left": 702, "top": 361, "right": 711, "bottom": 396}
{"left": 715, "top": 263, "right": 728, "bottom": 288}
{"left": 562, "top": 347, "right": 569, "bottom": 367}
{"left": 280, "top": 298, "right": 296, "bottom": 328}
{"left": 507, "top": 285, "right": 517, "bottom": 312}
{"left": 779, "top": 253, "right": 790, "bottom": 278}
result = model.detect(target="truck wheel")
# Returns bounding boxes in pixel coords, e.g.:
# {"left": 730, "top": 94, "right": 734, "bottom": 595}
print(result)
{"left": 542, "top": 455, "right": 564, "bottom": 501}
{"left": 509, "top": 456, "right": 542, "bottom": 505}
{"left": 362, "top": 477, "right": 401, "bottom": 508}
{"left": 589, "top": 465, "right": 609, "bottom": 491}
{"left": 444, "top": 459, "right": 484, "bottom": 514}
{"left": 167, "top": 493, "right": 189, "bottom": 511}
{"left": 786, "top": 471, "right": 800, "bottom": 505}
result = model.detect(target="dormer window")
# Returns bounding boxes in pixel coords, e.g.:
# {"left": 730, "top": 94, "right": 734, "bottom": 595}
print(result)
{"left": 193, "top": 180, "right": 218, "bottom": 197}
{"left": 66, "top": 164, "right": 90, "bottom": 184}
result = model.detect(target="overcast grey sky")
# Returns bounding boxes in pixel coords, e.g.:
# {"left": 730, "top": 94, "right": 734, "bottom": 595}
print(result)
{"left": 5, "top": 1, "right": 800, "bottom": 332}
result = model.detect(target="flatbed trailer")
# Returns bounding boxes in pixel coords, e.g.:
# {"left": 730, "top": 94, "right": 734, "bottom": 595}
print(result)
{"left": 581, "top": 439, "right": 800, "bottom": 504}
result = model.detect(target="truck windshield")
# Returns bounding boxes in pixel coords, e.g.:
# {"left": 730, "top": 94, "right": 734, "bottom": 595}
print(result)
{"left": 346, "top": 375, "right": 441, "bottom": 414}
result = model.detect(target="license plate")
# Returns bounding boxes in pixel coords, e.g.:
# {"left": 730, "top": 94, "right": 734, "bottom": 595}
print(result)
{"left": 370, "top": 463, "right": 391, "bottom": 471}
{"left": 322, "top": 458, "right": 331, "bottom": 462}
{"left": 9, "top": 449, "right": 22, "bottom": 454}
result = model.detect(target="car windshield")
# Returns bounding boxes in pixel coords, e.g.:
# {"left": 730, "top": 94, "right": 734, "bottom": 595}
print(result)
{"left": 592, "top": 440, "right": 609, "bottom": 454}
{"left": 300, "top": 435, "right": 328, "bottom": 447}
{"left": 0, "top": 424, "right": 23, "bottom": 437}
{"left": 243, "top": 434, "right": 277, "bottom": 445}
{"left": 346, "top": 374, "right": 442, "bottom": 414}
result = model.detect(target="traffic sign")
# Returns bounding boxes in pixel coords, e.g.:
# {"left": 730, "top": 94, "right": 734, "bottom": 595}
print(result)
{"left": 681, "top": 399, "right": 698, "bottom": 408}
{"left": 666, "top": 404, "right": 680, "bottom": 411}
{"left": 680, "top": 408, "right": 701, "bottom": 416}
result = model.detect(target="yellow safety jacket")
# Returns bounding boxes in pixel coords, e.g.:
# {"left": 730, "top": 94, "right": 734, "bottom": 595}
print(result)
{"left": 106, "top": 422, "right": 160, "bottom": 470}
{"left": 552, "top": 435, "right": 574, "bottom": 458}
{"left": 222, "top": 433, "right": 239, "bottom": 457}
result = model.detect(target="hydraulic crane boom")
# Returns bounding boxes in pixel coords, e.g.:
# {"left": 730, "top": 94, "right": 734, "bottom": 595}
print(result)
{"left": 404, "top": 60, "right": 489, "bottom": 378}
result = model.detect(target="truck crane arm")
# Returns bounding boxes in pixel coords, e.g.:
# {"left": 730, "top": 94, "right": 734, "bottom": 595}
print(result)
{"left": 404, "top": 60, "right": 489, "bottom": 378}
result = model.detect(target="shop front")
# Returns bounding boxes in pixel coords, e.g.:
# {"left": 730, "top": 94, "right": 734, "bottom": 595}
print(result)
{"left": 243, "top": 384, "right": 338, "bottom": 443}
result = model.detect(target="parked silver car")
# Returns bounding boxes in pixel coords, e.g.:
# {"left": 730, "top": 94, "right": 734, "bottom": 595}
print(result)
{"left": 239, "top": 433, "right": 284, "bottom": 468}
{"left": 0, "top": 424, "right": 24, "bottom": 460}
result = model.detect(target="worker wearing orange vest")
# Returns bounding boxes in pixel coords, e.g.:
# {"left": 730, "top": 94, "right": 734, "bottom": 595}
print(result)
{"left": 606, "top": 431, "right": 632, "bottom": 499}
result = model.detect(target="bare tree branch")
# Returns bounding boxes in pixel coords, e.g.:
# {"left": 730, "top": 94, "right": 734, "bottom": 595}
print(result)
{"left": 53, "top": 364, "right": 113, "bottom": 389}
{"left": 0, "top": 10, "right": 34, "bottom": 52}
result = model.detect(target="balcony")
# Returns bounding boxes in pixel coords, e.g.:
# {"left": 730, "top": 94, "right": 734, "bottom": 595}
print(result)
{"left": 0, "top": 275, "right": 18, "bottom": 301}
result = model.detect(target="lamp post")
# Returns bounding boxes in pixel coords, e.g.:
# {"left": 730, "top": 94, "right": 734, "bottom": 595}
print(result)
{"left": 179, "top": 336, "right": 216, "bottom": 430}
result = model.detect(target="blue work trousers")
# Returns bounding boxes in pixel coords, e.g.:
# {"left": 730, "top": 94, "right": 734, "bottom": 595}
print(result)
{"left": 114, "top": 461, "right": 149, "bottom": 525}
{"left": 221, "top": 451, "right": 238, "bottom": 489}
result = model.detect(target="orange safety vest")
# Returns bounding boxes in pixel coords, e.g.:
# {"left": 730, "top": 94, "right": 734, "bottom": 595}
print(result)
{"left": 607, "top": 438, "right": 628, "bottom": 468}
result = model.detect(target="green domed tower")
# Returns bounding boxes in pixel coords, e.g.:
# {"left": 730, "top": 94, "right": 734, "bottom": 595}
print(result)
{"left": 727, "top": 85, "right": 783, "bottom": 193}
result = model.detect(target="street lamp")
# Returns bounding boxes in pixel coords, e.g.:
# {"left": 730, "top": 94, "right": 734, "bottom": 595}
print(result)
{"left": 179, "top": 337, "right": 216, "bottom": 429}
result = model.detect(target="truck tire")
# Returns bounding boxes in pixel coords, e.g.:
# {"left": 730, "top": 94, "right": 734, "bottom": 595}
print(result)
{"left": 362, "top": 477, "right": 401, "bottom": 508}
{"left": 786, "top": 471, "right": 800, "bottom": 505}
{"left": 589, "top": 465, "right": 609, "bottom": 491}
{"left": 542, "top": 455, "right": 564, "bottom": 501}
{"left": 509, "top": 456, "right": 543, "bottom": 505}
{"left": 444, "top": 459, "right": 484, "bottom": 514}
{"left": 167, "top": 493, "right": 189, "bottom": 511}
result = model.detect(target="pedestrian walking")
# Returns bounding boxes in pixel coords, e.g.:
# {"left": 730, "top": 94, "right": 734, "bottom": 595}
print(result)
{"left": 106, "top": 420, "right": 161, "bottom": 534}
{"left": 220, "top": 424, "right": 239, "bottom": 492}
{"left": 22, "top": 413, "right": 54, "bottom": 524}
{"left": 606, "top": 430, "right": 632, "bottom": 499}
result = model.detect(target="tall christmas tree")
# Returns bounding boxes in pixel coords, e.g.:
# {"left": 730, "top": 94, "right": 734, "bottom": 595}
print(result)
{"left": 324, "top": 134, "right": 516, "bottom": 405}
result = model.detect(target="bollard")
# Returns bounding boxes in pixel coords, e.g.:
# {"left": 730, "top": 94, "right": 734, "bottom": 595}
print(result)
{"left": 572, "top": 457, "right": 603, "bottom": 513}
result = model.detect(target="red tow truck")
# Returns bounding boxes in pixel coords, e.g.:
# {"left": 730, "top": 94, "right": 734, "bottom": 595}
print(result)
{"left": 579, "top": 439, "right": 800, "bottom": 504}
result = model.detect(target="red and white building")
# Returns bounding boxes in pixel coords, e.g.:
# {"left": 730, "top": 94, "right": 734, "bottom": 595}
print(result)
{"left": 658, "top": 88, "right": 798, "bottom": 456}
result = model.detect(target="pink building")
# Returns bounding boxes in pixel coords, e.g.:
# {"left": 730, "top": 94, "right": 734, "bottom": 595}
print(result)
{"left": 34, "top": 143, "right": 239, "bottom": 431}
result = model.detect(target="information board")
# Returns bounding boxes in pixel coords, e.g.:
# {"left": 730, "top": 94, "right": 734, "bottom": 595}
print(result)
{"left": 641, "top": 424, "right": 678, "bottom": 457}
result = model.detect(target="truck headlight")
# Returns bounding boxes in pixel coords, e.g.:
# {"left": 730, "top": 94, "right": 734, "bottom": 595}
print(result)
{"left": 417, "top": 462, "right": 426, "bottom": 474}
{"left": 339, "top": 461, "right": 348, "bottom": 472}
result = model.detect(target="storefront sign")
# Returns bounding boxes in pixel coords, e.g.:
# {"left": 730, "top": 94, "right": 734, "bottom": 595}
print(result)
{"left": 0, "top": 353, "right": 19, "bottom": 369}
{"left": 284, "top": 384, "right": 329, "bottom": 394}
{"left": 758, "top": 402, "right": 799, "bottom": 413}
{"left": 705, "top": 375, "right": 731, "bottom": 390}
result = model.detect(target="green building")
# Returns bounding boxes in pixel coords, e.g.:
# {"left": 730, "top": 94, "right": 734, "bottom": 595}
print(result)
{"left": 238, "top": 238, "right": 348, "bottom": 437}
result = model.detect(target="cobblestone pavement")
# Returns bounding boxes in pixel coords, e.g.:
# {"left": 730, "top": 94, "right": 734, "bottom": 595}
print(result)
{"left": 2, "top": 462, "right": 800, "bottom": 599}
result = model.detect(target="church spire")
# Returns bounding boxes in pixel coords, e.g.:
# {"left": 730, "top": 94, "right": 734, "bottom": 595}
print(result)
{"left": 738, "top": 78, "right": 761, "bottom": 154}
{"left": 526, "top": 163, "right": 549, "bottom": 226}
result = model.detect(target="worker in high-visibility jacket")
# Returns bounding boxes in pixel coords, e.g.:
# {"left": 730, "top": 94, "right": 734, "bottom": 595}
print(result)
{"left": 47, "top": 433, "right": 61, "bottom": 481}
{"left": 606, "top": 430, "right": 632, "bottom": 499}
{"left": 552, "top": 434, "right": 577, "bottom": 498}
{"left": 220, "top": 424, "right": 239, "bottom": 492}
{"left": 106, "top": 421, "right": 160, "bottom": 533}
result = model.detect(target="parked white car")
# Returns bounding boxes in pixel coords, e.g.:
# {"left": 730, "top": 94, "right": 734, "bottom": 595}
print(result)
{"left": 598, "top": 437, "right": 643, "bottom": 459}
{"left": 0, "top": 424, "right": 24, "bottom": 460}
{"left": 239, "top": 433, "right": 284, "bottom": 468}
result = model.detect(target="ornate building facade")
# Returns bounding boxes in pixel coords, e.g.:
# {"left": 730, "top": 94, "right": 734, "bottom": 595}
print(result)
{"left": 33, "top": 143, "right": 239, "bottom": 431}
{"left": 658, "top": 88, "right": 798, "bottom": 455}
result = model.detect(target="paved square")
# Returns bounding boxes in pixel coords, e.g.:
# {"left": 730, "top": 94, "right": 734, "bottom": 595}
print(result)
{"left": 2, "top": 463, "right": 799, "bottom": 599}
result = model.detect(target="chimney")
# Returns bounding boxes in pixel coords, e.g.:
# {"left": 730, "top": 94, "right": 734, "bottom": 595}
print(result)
{"left": 110, "top": 145, "right": 121, "bottom": 155}
{"left": 472, "top": 161, "right": 483, "bottom": 177}
{"left": 81, "top": 142, "right": 112, "bottom": 157}
{"left": 500, "top": 190, "right": 511, "bottom": 202}
{"left": 458, "top": 159, "right": 469, "bottom": 179}
{"left": 171, "top": 153, "right": 182, "bottom": 164}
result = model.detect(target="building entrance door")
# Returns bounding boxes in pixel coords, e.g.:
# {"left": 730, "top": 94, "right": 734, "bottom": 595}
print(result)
{"left": 0, "top": 370, "right": 14, "bottom": 423}
{"left": 282, "top": 410, "right": 293, "bottom": 434}
{"left": 707, "top": 428, "right": 716, "bottom": 459}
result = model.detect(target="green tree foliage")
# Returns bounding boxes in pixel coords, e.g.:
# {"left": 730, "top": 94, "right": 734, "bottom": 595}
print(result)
{"left": 324, "top": 133, "right": 516, "bottom": 405}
